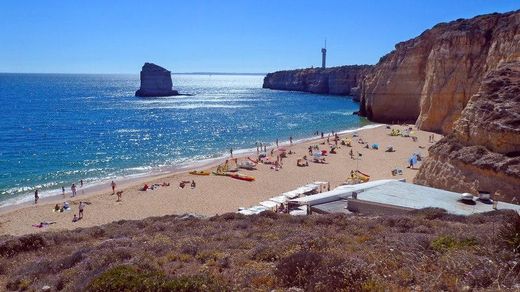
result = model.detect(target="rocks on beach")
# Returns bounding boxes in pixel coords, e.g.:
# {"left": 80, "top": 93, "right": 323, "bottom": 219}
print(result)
{"left": 135, "top": 62, "right": 179, "bottom": 97}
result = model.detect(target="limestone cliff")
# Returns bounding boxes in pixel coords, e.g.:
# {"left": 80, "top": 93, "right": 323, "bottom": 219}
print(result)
{"left": 414, "top": 62, "right": 520, "bottom": 202}
{"left": 135, "top": 63, "right": 178, "bottom": 97}
{"left": 360, "top": 10, "right": 520, "bottom": 133}
{"left": 263, "top": 65, "right": 371, "bottom": 100}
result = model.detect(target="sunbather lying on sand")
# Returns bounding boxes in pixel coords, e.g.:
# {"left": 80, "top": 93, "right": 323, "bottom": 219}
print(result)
{"left": 33, "top": 221, "right": 56, "bottom": 228}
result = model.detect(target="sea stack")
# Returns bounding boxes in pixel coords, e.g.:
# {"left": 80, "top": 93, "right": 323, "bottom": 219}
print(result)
{"left": 135, "top": 63, "right": 179, "bottom": 97}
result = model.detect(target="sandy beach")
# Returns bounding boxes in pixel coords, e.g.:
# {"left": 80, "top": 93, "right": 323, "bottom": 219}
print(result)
{"left": 0, "top": 124, "right": 440, "bottom": 236}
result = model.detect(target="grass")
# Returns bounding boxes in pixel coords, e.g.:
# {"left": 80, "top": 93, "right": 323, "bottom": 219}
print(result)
{"left": 0, "top": 210, "right": 519, "bottom": 291}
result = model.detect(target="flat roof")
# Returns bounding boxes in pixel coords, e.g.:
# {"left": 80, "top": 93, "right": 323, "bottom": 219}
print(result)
{"left": 355, "top": 181, "right": 520, "bottom": 216}
{"left": 312, "top": 200, "right": 351, "bottom": 214}
{"left": 290, "top": 179, "right": 397, "bottom": 205}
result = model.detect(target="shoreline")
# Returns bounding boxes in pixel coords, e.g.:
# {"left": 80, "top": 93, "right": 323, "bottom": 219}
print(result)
{"left": 0, "top": 123, "right": 381, "bottom": 212}
{"left": 0, "top": 123, "right": 436, "bottom": 236}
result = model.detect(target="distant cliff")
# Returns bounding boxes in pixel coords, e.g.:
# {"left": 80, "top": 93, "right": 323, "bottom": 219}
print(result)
{"left": 263, "top": 65, "right": 372, "bottom": 100}
{"left": 415, "top": 62, "right": 520, "bottom": 201}
{"left": 359, "top": 10, "right": 520, "bottom": 134}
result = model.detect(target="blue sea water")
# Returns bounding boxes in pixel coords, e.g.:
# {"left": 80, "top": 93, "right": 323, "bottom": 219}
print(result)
{"left": 0, "top": 73, "right": 370, "bottom": 206}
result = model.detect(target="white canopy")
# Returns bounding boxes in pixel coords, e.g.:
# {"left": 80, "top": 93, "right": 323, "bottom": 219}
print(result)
{"left": 259, "top": 200, "right": 279, "bottom": 209}
{"left": 270, "top": 195, "right": 288, "bottom": 204}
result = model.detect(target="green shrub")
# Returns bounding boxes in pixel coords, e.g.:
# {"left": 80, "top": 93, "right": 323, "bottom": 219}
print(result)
{"left": 87, "top": 265, "right": 227, "bottom": 292}
{"left": 430, "top": 236, "right": 477, "bottom": 252}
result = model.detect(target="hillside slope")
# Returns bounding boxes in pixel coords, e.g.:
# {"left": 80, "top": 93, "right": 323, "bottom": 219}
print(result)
{"left": 0, "top": 211, "right": 519, "bottom": 291}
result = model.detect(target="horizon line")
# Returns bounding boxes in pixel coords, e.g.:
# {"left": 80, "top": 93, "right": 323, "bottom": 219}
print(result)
{"left": 0, "top": 71, "right": 268, "bottom": 76}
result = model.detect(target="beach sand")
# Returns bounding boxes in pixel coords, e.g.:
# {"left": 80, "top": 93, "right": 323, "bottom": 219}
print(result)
{"left": 0, "top": 124, "right": 441, "bottom": 236}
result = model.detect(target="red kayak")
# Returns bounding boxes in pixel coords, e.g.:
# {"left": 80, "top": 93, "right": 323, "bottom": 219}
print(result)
{"left": 229, "top": 173, "right": 255, "bottom": 182}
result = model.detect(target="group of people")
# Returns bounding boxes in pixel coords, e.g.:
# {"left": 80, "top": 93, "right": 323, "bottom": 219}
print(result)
{"left": 49, "top": 200, "right": 85, "bottom": 224}
{"left": 179, "top": 180, "right": 196, "bottom": 189}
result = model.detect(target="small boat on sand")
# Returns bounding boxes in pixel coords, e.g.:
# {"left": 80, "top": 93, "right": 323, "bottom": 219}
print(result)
{"left": 212, "top": 171, "right": 229, "bottom": 176}
{"left": 229, "top": 173, "right": 255, "bottom": 182}
{"left": 239, "top": 161, "right": 257, "bottom": 170}
{"left": 189, "top": 170, "right": 210, "bottom": 176}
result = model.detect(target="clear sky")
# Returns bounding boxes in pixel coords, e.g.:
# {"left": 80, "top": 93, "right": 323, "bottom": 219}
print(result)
{"left": 1, "top": 1, "right": 518, "bottom": 74}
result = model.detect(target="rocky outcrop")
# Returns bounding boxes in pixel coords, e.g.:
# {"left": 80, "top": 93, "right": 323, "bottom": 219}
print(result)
{"left": 135, "top": 63, "right": 178, "bottom": 97}
{"left": 263, "top": 65, "right": 371, "bottom": 100}
{"left": 360, "top": 10, "right": 520, "bottom": 133}
{"left": 415, "top": 62, "right": 520, "bottom": 202}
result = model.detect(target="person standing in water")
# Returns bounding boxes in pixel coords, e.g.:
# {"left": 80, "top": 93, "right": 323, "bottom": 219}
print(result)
{"left": 290, "top": 136, "right": 293, "bottom": 144}
{"left": 230, "top": 148, "right": 233, "bottom": 158}
{"left": 62, "top": 186, "right": 65, "bottom": 197}
{"left": 71, "top": 183, "right": 77, "bottom": 197}
{"left": 34, "top": 189, "right": 39, "bottom": 204}
{"left": 276, "top": 139, "right": 279, "bottom": 147}
{"left": 80, "top": 179, "right": 83, "bottom": 188}
{"left": 111, "top": 181, "right": 116, "bottom": 194}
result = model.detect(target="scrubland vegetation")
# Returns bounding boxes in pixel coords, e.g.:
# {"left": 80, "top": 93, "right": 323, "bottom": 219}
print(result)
{"left": 0, "top": 209, "right": 519, "bottom": 291}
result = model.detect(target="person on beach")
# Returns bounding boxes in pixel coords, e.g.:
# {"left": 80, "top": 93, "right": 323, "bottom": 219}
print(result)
{"left": 111, "top": 181, "right": 116, "bottom": 194}
{"left": 80, "top": 179, "right": 83, "bottom": 188}
{"left": 72, "top": 214, "right": 78, "bottom": 223}
{"left": 78, "top": 201, "right": 85, "bottom": 219}
{"left": 230, "top": 148, "right": 233, "bottom": 158}
{"left": 116, "top": 191, "right": 123, "bottom": 202}
{"left": 71, "top": 183, "right": 77, "bottom": 197}
{"left": 62, "top": 186, "right": 65, "bottom": 197}
{"left": 191, "top": 180, "right": 196, "bottom": 189}
{"left": 34, "top": 189, "right": 39, "bottom": 204}
{"left": 276, "top": 139, "right": 279, "bottom": 147}
{"left": 54, "top": 204, "right": 60, "bottom": 212}
{"left": 321, "top": 132, "right": 324, "bottom": 138}
{"left": 264, "top": 145, "right": 267, "bottom": 152}
{"left": 290, "top": 136, "right": 293, "bottom": 144}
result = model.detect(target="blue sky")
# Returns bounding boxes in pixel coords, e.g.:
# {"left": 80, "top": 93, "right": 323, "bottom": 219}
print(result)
{"left": 0, "top": 1, "right": 518, "bottom": 73}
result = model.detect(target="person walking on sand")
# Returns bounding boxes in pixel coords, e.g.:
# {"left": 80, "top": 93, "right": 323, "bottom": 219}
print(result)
{"left": 71, "top": 183, "right": 77, "bottom": 197}
{"left": 111, "top": 180, "right": 116, "bottom": 194}
{"left": 34, "top": 189, "right": 39, "bottom": 204}
{"left": 78, "top": 201, "right": 85, "bottom": 219}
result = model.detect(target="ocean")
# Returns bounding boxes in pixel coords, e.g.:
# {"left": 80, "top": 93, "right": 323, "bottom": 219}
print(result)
{"left": 0, "top": 73, "right": 370, "bottom": 207}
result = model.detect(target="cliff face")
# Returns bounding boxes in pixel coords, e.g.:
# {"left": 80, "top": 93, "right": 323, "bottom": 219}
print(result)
{"left": 415, "top": 62, "right": 520, "bottom": 201}
{"left": 360, "top": 10, "right": 520, "bottom": 133}
{"left": 135, "top": 63, "right": 178, "bottom": 97}
{"left": 263, "top": 65, "right": 371, "bottom": 100}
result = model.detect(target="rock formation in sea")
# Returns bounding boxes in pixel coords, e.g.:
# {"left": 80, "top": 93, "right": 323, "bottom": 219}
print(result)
{"left": 135, "top": 63, "right": 179, "bottom": 97}
{"left": 359, "top": 10, "right": 520, "bottom": 134}
{"left": 262, "top": 65, "right": 372, "bottom": 101}
{"left": 415, "top": 62, "right": 520, "bottom": 201}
